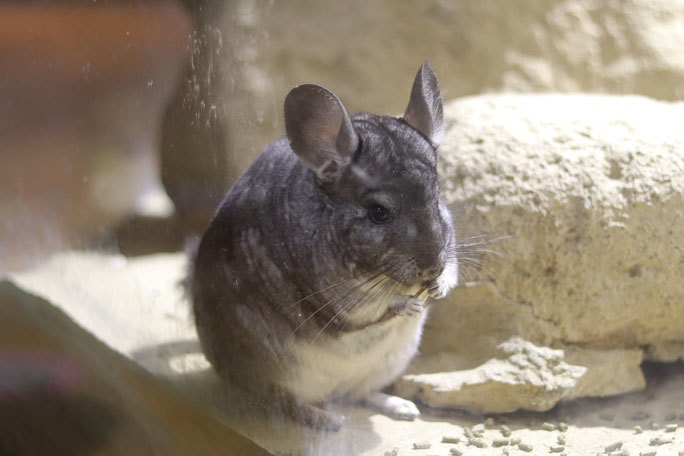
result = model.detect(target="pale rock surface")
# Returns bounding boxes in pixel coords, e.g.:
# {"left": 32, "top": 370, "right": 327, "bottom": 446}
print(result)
{"left": 401, "top": 93, "right": 684, "bottom": 412}
{"left": 396, "top": 338, "right": 646, "bottom": 414}
{"left": 217, "top": 0, "right": 684, "bottom": 175}
{"left": 431, "top": 93, "right": 684, "bottom": 362}
{"left": 396, "top": 338, "right": 587, "bottom": 414}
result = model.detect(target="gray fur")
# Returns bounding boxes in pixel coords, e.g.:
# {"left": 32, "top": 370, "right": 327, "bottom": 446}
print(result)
{"left": 191, "top": 62, "right": 458, "bottom": 429}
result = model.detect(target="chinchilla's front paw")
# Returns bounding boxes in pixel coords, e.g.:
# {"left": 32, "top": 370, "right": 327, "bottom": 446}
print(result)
{"left": 389, "top": 297, "right": 425, "bottom": 317}
{"left": 428, "top": 261, "right": 459, "bottom": 299}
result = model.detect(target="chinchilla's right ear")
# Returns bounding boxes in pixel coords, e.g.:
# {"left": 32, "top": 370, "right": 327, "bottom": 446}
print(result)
{"left": 285, "top": 84, "right": 359, "bottom": 183}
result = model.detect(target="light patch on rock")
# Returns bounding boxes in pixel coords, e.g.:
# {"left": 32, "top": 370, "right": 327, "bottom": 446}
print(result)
{"left": 395, "top": 337, "right": 586, "bottom": 414}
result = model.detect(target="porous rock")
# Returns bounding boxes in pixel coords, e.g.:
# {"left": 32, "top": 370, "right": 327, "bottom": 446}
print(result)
{"left": 399, "top": 93, "right": 684, "bottom": 411}
{"left": 395, "top": 337, "right": 586, "bottom": 414}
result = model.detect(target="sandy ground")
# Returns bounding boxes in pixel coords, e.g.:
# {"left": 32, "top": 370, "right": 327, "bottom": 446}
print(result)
{"left": 10, "top": 251, "right": 684, "bottom": 456}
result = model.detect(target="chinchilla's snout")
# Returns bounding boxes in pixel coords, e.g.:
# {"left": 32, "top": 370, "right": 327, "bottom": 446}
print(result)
{"left": 414, "top": 250, "right": 446, "bottom": 281}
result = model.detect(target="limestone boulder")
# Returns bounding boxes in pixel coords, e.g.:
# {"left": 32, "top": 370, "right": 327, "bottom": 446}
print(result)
{"left": 398, "top": 93, "right": 684, "bottom": 411}
{"left": 430, "top": 93, "right": 684, "bottom": 362}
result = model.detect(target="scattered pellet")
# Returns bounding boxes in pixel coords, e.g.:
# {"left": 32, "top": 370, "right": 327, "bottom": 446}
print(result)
{"left": 649, "top": 436, "right": 673, "bottom": 446}
{"left": 634, "top": 425, "right": 644, "bottom": 433}
{"left": 665, "top": 423, "right": 678, "bottom": 432}
{"left": 472, "top": 423, "right": 486, "bottom": 434}
{"left": 383, "top": 449, "right": 398, "bottom": 456}
{"left": 442, "top": 436, "right": 461, "bottom": 444}
{"left": 492, "top": 438, "right": 509, "bottom": 447}
{"left": 639, "top": 451, "right": 656, "bottom": 456}
{"left": 550, "top": 445, "right": 565, "bottom": 453}
{"left": 541, "top": 422, "right": 556, "bottom": 431}
{"left": 510, "top": 437, "right": 521, "bottom": 445}
{"left": 468, "top": 438, "right": 487, "bottom": 448}
{"left": 558, "top": 422, "right": 569, "bottom": 432}
{"left": 600, "top": 413, "right": 615, "bottom": 421}
{"left": 557, "top": 434, "right": 566, "bottom": 445}
{"left": 449, "top": 449, "right": 462, "bottom": 456}
{"left": 518, "top": 442, "right": 533, "bottom": 452}
{"left": 500, "top": 425, "right": 512, "bottom": 437}
{"left": 413, "top": 441, "right": 431, "bottom": 450}
{"left": 650, "top": 422, "right": 660, "bottom": 430}
{"left": 605, "top": 442, "right": 623, "bottom": 452}
{"left": 485, "top": 417, "right": 496, "bottom": 427}
{"left": 463, "top": 427, "right": 474, "bottom": 439}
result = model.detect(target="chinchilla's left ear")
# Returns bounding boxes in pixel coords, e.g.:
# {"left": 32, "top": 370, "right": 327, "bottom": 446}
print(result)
{"left": 403, "top": 61, "right": 444, "bottom": 145}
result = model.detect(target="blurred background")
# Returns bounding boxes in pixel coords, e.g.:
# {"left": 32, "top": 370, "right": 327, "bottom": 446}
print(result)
{"left": 1, "top": 1, "right": 684, "bottom": 454}
{"left": 2, "top": 0, "right": 684, "bottom": 270}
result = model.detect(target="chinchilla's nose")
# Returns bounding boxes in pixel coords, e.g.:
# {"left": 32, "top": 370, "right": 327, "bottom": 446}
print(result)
{"left": 415, "top": 252, "right": 445, "bottom": 281}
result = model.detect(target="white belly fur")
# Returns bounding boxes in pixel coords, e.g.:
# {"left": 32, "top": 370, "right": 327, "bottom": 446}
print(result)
{"left": 281, "top": 310, "right": 428, "bottom": 403}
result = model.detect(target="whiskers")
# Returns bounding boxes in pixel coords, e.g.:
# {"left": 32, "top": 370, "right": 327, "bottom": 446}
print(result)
{"left": 448, "top": 233, "right": 511, "bottom": 282}
{"left": 284, "top": 263, "right": 403, "bottom": 343}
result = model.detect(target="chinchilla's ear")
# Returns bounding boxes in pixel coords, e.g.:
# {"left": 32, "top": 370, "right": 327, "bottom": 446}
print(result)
{"left": 285, "top": 84, "right": 359, "bottom": 182}
{"left": 403, "top": 61, "right": 444, "bottom": 145}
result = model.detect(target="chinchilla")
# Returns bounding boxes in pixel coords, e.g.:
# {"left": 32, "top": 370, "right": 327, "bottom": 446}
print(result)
{"left": 190, "top": 62, "right": 459, "bottom": 431}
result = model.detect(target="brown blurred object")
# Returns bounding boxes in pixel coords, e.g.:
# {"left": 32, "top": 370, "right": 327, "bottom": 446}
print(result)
{"left": 0, "top": 2, "right": 191, "bottom": 270}
{"left": 117, "top": 0, "right": 232, "bottom": 255}
{"left": 160, "top": 0, "right": 232, "bottom": 234}
{"left": 0, "top": 279, "right": 270, "bottom": 455}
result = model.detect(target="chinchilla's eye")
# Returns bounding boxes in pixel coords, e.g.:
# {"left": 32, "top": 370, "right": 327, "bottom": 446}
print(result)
{"left": 368, "top": 204, "right": 391, "bottom": 224}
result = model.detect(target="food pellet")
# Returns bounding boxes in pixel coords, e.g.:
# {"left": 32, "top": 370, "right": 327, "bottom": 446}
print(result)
{"left": 650, "top": 422, "right": 660, "bottom": 430}
{"left": 510, "top": 437, "right": 521, "bottom": 445}
{"left": 464, "top": 428, "right": 474, "bottom": 438}
{"left": 492, "top": 438, "right": 509, "bottom": 447}
{"left": 639, "top": 451, "right": 656, "bottom": 456}
{"left": 449, "top": 449, "right": 462, "bottom": 456}
{"left": 518, "top": 442, "right": 533, "bottom": 452}
{"left": 384, "top": 449, "right": 398, "bottom": 456}
{"left": 550, "top": 445, "right": 565, "bottom": 453}
{"left": 485, "top": 417, "right": 496, "bottom": 427}
{"left": 469, "top": 438, "right": 487, "bottom": 448}
{"left": 541, "top": 422, "right": 556, "bottom": 431}
{"left": 649, "top": 436, "right": 673, "bottom": 446}
{"left": 442, "top": 436, "right": 461, "bottom": 444}
{"left": 665, "top": 423, "right": 678, "bottom": 432}
{"left": 558, "top": 422, "right": 569, "bottom": 432}
{"left": 606, "top": 442, "right": 623, "bottom": 452}
{"left": 634, "top": 425, "right": 644, "bottom": 433}
{"left": 472, "top": 423, "right": 486, "bottom": 433}
{"left": 557, "top": 435, "right": 566, "bottom": 445}
{"left": 413, "top": 441, "right": 431, "bottom": 450}
{"left": 501, "top": 425, "right": 512, "bottom": 437}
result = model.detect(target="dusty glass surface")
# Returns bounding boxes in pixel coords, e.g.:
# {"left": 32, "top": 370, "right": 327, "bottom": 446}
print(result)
{"left": 1, "top": 1, "right": 684, "bottom": 455}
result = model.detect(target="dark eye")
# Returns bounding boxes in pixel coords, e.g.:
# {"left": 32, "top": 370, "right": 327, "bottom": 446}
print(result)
{"left": 368, "top": 204, "right": 391, "bottom": 224}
